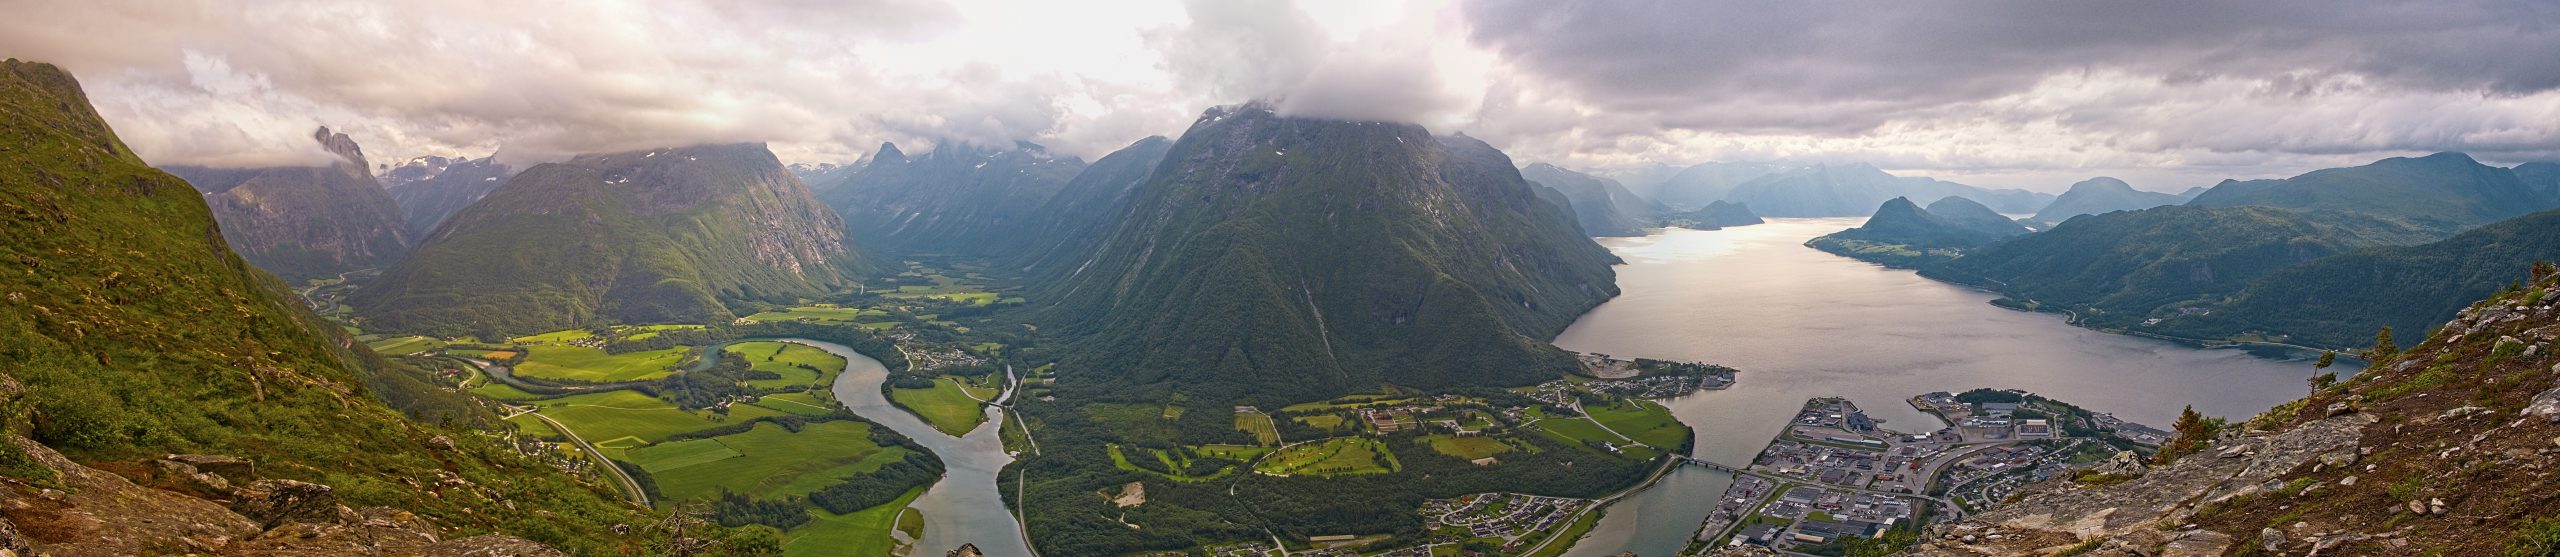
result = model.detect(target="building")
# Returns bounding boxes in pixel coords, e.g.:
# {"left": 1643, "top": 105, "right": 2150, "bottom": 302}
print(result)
{"left": 2017, "top": 418, "right": 2053, "bottom": 437}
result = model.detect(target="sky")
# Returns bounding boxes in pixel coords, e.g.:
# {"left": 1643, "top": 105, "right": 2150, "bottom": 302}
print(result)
{"left": 6, "top": 0, "right": 2558, "bottom": 191}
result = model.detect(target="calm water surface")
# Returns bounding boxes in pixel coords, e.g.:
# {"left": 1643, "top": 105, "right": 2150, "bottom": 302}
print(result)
{"left": 1553, "top": 219, "right": 2320, "bottom": 557}
{"left": 787, "top": 340, "right": 1033, "bottom": 557}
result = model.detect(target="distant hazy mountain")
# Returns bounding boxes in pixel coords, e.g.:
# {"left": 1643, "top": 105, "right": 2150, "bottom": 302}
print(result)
{"left": 2031, "top": 177, "right": 2185, "bottom": 223}
{"left": 821, "top": 140, "right": 1086, "bottom": 257}
{"left": 1723, "top": 163, "right": 2053, "bottom": 217}
{"left": 1595, "top": 162, "right": 1689, "bottom": 199}
{"left": 2185, "top": 152, "right": 2553, "bottom": 239}
{"left": 385, "top": 155, "right": 514, "bottom": 235}
{"left": 1925, "top": 196, "right": 2033, "bottom": 239}
{"left": 163, "top": 127, "right": 414, "bottom": 280}
{"left": 378, "top": 154, "right": 462, "bottom": 188}
{"left": 1643, "top": 161, "right": 1800, "bottom": 210}
{"left": 354, "top": 143, "right": 862, "bottom": 337}
{"left": 2517, "top": 162, "right": 2560, "bottom": 201}
{"left": 786, "top": 161, "right": 861, "bottom": 194}
{"left": 1661, "top": 200, "right": 1764, "bottom": 230}
{"left": 2175, "top": 186, "right": 2211, "bottom": 201}
{"left": 1004, "top": 136, "right": 1174, "bottom": 275}
{"left": 1521, "top": 162, "right": 1656, "bottom": 236}
{"left": 1040, "top": 103, "right": 1617, "bottom": 404}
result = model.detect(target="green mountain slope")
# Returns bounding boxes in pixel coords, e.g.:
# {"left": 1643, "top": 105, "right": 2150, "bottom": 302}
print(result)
{"left": 2163, "top": 208, "right": 2560, "bottom": 347}
{"left": 162, "top": 127, "right": 414, "bottom": 279}
{"left": 1039, "top": 104, "right": 1619, "bottom": 403}
{"left": 354, "top": 143, "right": 863, "bottom": 338}
{"left": 2030, "top": 176, "right": 2183, "bottom": 223}
{"left": 1926, "top": 205, "right": 2390, "bottom": 330}
{"left": 1807, "top": 197, "right": 2016, "bottom": 268}
{"left": 2184, "top": 151, "right": 2551, "bottom": 239}
{"left": 1002, "top": 136, "right": 1173, "bottom": 275}
{"left": 821, "top": 140, "right": 1087, "bottom": 257}
{"left": 0, "top": 59, "right": 654, "bottom": 553}
{"left": 1521, "top": 162, "right": 1655, "bottom": 236}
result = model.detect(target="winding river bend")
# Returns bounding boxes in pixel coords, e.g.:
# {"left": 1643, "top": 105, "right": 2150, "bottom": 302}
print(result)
{"left": 747, "top": 339, "right": 1032, "bottom": 556}
{"left": 1550, "top": 219, "right": 2321, "bottom": 557}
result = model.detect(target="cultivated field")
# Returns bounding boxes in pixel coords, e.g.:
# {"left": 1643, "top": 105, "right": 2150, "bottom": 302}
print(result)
{"left": 627, "top": 421, "right": 910, "bottom": 502}
{"left": 1425, "top": 435, "right": 1514, "bottom": 460}
{"left": 1235, "top": 411, "right": 1281, "bottom": 446}
{"left": 512, "top": 345, "right": 687, "bottom": 382}
{"left": 888, "top": 381, "right": 985, "bottom": 436}
{"left": 726, "top": 341, "right": 848, "bottom": 389}
{"left": 532, "top": 390, "right": 787, "bottom": 448}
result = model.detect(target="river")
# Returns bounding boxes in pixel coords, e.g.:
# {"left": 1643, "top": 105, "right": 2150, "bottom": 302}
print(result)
{"left": 757, "top": 339, "right": 1032, "bottom": 556}
{"left": 1549, "top": 219, "right": 2323, "bottom": 557}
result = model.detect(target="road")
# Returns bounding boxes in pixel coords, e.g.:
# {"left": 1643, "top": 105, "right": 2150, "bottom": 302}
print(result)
{"left": 520, "top": 409, "right": 650, "bottom": 507}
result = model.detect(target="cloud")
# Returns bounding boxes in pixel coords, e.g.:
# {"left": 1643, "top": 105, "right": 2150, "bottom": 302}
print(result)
{"left": 2, "top": 0, "right": 2555, "bottom": 190}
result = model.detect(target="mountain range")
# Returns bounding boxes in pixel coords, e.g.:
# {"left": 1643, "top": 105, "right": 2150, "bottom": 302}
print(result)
{"left": 162, "top": 127, "right": 414, "bottom": 280}
{"left": 1038, "top": 104, "right": 1619, "bottom": 403}
{"left": 1521, "top": 162, "right": 1659, "bottom": 236}
{"left": 384, "top": 154, "right": 515, "bottom": 234}
{"left": 2029, "top": 177, "right": 2186, "bottom": 224}
{"left": 1723, "top": 163, "right": 2054, "bottom": 217}
{"left": 353, "top": 143, "right": 863, "bottom": 338}
{"left": 820, "top": 140, "right": 1087, "bottom": 257}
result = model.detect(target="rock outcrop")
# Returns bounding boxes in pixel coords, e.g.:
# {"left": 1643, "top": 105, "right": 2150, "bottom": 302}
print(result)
{"left": 1898, "top": 269, "right": 2560, "bottom": 556}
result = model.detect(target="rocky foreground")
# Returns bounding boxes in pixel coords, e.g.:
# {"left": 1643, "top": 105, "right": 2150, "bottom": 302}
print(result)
{"left": 1846, "top": 272, "right": 2560, "bottom": 556}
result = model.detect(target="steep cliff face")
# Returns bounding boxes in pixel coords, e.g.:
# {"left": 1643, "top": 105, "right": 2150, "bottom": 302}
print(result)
{"left": 163, "top": 127, "right": 415, "bottom": 279}
{"left": 1897, "top": 269, "right": 2560, "bottom": 557}
{"left": 354, "top": 143, "right": 864, "bottom": 337}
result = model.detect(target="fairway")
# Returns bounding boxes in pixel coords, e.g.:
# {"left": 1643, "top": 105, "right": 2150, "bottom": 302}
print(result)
{"left": 633, "top": 421, "right": 909, "bottom": 502}
{"left": 1235, "top": 411, "right": 1281, "bottom": 446}
{"left": 1587, "top": 399, "right": 1689, "bottom": 449}
{"left": 1424, "top": 435, "right": 1513, "bottom": 460}
{"left": 535, "top": 390, "right": 786, "bottom": 445}
{"left": 1255, "top": 438, "right": 1399, "bottom": 477}
{"left": 889, "top": 380, "right": 986, "bottom": 436}
{"left": 513, "top": 345, "right": 687, "bottom": 383}
{"left": 726, "top": 341, "right": 847, "bottom": 389}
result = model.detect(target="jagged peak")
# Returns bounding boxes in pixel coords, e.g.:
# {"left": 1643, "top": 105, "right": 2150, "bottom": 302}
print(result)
{"left": 310, "top": 126, "right": 367, "bottom": 168}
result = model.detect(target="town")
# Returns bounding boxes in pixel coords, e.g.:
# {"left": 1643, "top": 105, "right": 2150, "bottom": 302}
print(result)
{"left": 1689, "top": 390, "right": 2167, "bottom": 555}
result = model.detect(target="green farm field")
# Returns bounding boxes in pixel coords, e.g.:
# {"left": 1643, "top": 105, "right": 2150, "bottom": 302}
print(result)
{"left": 625, "top": 421, "right": 909, "bottom": 502}
{"left": 726, "top": 341, "right": 847, "bottom": 389}
{"left": 512, "top": 345, "right": 687, "bottom": 383}
{"left": 888, "top": 380, "right": 985, "bottom": 436}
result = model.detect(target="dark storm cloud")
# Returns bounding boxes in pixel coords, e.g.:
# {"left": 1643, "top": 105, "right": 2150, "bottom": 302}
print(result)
{"left": 1461, "top": 0, "right": 2560, "bottom": 134}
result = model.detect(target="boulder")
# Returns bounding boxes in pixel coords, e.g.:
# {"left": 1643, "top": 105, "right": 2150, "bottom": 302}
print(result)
{"left": 230, "top": 479, "right": 340, "bottom": 529}
{"left": 425, "top": 435, "right": 456, "bottom": 451}
{"left": 163, "top": 454, "right": 255, "bottom": 482}
{"left": 2526, "top": 385, "right": 2560, "bottom": 423}
{"left": 2093, "top": 451, "right": 2149, "bottom": 477}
